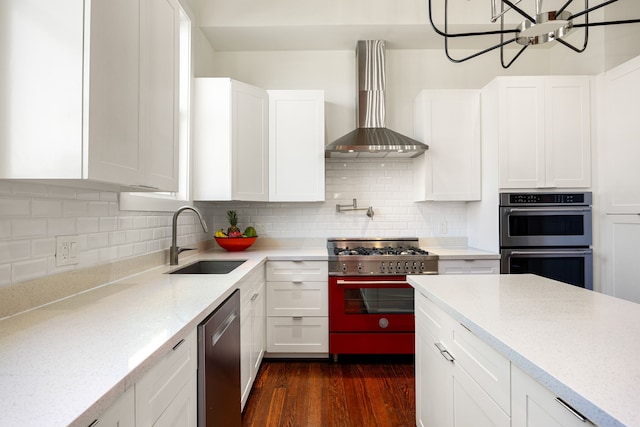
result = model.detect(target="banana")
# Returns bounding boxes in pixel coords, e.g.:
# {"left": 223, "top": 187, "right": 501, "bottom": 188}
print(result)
{"left": 215, "top": 229, "right": 228, "bottom": 238}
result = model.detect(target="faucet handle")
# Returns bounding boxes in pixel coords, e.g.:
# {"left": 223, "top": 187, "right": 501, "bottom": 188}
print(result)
{"left": 178, "top": 247, "right": 195, "bottom": 255}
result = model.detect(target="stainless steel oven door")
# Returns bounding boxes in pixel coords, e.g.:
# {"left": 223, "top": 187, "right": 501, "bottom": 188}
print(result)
{"left": 499, "top": 206, "right": 592, "bottom": 247}
{"left": 501, "top": 248, "right": 593, "bottom": 290}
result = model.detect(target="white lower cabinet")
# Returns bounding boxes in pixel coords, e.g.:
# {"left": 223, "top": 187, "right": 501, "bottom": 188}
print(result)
{"left": 265, "top": 261, "right": 328, "bottom": 356}
{"left": 438, "top": 259, "right": 500, "bottom": 275}
{"left": 135, "top": 328, "right": 197, "bottom": 427}
{"left": 415, "top": 291, "right": 510, "bottom": 427}
{"left": 416, "top": 290, "right": 596, "bottom": 427}
{"left": 95, "top": 386, "right": 135, "bottom": 427}
{"left": 512, "top": 364, "right": 595, "bottom": 426}
{"left": 240, "top": 265, "right": 266, "bottom": 410}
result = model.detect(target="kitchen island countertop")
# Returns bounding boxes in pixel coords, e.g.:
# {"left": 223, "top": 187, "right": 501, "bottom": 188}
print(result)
{"left": 408, "top": 273, "right": 640, "bottom": 427}
{"left": 0, "top": 247, "right": 326, "bottom": 427}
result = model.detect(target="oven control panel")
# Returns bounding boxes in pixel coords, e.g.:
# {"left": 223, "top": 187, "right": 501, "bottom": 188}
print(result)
{"left": 329, "top": 259, "right": 438, "bottom": 275}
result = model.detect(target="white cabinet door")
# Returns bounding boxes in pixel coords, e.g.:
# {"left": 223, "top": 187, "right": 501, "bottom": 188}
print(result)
{"left": 193, "top": 78, "right": 269, "bottom": 201}
{"left": 95, "top": 387, "right": 135, "bottom": 427}
{"left": 0, "top": 0, "right": 179, "bottom": 191}
{"left": 601, "top": 55, "right": 640, "bottom": 214}
{"left": 414, "top": 90, "right": 482, "bottom": 201}
{"left": 85, "top": 0, "right": 141, "bottom": 186}
{"left": 239, "top": 265, "right": 266, "bottom": 409}
{"left": 498, "top": 77, "right": 546, "bottom": 189}
{"left": 139, "top": 0, "right": 180, "bottom": 191}
{"left": 268, "top": 90, "right": 325, "bottom": 201}
{"left": 135, "top": 329, "right": 197, "bottom": 427}
{"left": 0, "top": 0, "right": 84, "bottom": 179}
{"left": 599, "top": 56, "right": 640, "bottom": 303}
{"left": 512, "top": 364, "right": 595, "bottom": 426}
{"left": 497, "top": 76, "right": 591, "bottom": 189}
{"left": 266, "top": 317, "right": 329, "bottom": 353}
{"left": 545, "top": 77, "right": 591, "bottom": 188}
{"left": 601, "top": 215, "right": 640, "bottom": 303}
{"left": 415, "top": 304, "right": 454, "bottom": 427}
{"left": 415, "top": 291, "right": 510, "bottom": 427}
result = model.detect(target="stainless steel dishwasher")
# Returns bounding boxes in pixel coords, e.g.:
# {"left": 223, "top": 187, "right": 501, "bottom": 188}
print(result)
{"left": 198, "top": 289, "right": 241, "bottom": 427}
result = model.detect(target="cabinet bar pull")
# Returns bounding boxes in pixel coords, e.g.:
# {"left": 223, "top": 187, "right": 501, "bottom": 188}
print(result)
{"left": 555, "top": 397, "right": 587, "bottom": 422}
{"left": 88, "top": 419, "right": 100, "bottom": 427}
{"left": 250, "top": 293, "right": 259, "bottom": 301}
{"left": 434, "top": 342, "right": 455, "bottom": 362}
{"left": 606, "top": 213, "right": 640, "bottom": 216}
{"left": 292, "top": 316, "right": 303, "bottom": 320}
{"left": 172, "top": 339, "right": 185, "bottom": 351}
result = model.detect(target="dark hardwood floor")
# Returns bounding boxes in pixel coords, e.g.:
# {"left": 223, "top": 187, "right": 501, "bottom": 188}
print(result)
{"left": 242, "top": 355, "right": 416, "bottom": 427}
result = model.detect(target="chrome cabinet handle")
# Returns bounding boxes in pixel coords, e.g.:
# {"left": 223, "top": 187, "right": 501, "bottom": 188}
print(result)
{"left": 434, "top": 342, "right": 455, "bottom": 362}
{"left": 506, "top": 207, "right": 590, "bottom": 213}
{"left": 172, "top": 338, "right": 185, "bottom": 351}
{"left": 250, "top": 293, "right": 259, "bottom": 301}
{"left": 555, "top": 397, "right": 587, "bottom": 423}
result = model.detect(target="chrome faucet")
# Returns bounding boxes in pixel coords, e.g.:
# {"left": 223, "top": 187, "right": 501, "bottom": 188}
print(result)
{"left": 170, "top": 206, "right": 209, "bottom": 265}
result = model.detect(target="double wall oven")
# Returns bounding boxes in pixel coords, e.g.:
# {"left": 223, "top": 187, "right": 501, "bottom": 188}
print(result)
{"left": 499, "top": 192, "right": 593, "bottom": 290}
{"left": 327, "top": 238, "right": 438, "bottom": 360}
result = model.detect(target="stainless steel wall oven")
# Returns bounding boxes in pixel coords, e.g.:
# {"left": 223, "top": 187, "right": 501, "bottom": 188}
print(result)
{"left": 499, "top": 192, "right": 593, "bottom": 290}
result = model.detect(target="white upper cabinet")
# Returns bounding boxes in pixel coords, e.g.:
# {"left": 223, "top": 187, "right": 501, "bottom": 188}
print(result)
{"left": 496, "top": 76, "right": 592, "bottom": 189}
{"left": 193, "top": 78, "right": 269, "bottom": 201}
{"left": 268, "top": 90, "right": 325, "bottom": 202}
{"left": 600, "top": 55, "right": 640, "bottom": 213}
{"left": 413, "top": 90, "right": 482, "bottom": 201}
{"left": 0, "top": 0, "right": 180, "bottom": 191}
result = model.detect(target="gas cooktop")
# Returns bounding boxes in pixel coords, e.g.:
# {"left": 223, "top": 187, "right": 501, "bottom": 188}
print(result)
{"left": 327, "top": 238, "right": 438, "bottom": 275}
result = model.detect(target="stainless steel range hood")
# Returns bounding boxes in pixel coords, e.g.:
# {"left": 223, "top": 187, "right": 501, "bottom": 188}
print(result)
{"left": 325, "top": 40, "right": 428, "bottom": 158}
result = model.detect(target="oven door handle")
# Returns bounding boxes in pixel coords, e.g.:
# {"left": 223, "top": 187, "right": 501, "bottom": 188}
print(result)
{"left": 336, "top": 280, "right": 410, "bottom": 285}
{"left": 509, "top": 250, "right": 592, "bottom": 257}
{"left": 504, "top": 207, "right": 591, "bottom": 214}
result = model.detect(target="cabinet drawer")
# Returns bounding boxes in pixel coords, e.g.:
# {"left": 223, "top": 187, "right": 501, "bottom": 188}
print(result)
{"left": 512, "top": 364, "right": 595, "bottom": 426}
{"left": 266, "top": 261, "right": 328, "bottom": 282}
{"left": 450, "top": 322, "right": 511, "bottom": 415}
{"left": 438, "top": 259, "right": 500, "bottom": 275}
{"left": 266, "top": 317, "right": 328, "bottom": 353}
{"left": 135, "top": 329, "right": 197, "bottom": 426}
{"left": 266, "top": 281, "right": 327, "bottom": 316}
{"left": 240, "top": 265, "right": 265, "bottom": 308}
{"left": 416, "top": 291, "right": 453, "bottom": 343}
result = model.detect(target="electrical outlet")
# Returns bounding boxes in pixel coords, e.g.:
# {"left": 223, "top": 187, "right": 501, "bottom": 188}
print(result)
{"left": 255, "top": 223, "right": 265, "bottom": 236}
{"left": 56, "top": 235, "right": 79, "bottom": 267}
{"left": 438, "top": 221, "right": 448, "bottom": 235}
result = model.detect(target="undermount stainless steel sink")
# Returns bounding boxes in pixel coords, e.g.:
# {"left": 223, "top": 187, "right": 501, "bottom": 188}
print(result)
{"left": 168, "top": 260, "right": 246, "bottom": 275}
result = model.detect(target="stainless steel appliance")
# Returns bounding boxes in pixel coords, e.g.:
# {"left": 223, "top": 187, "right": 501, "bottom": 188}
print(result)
{"left": 198, "top": 290, "right": 241, "bottom": 427}
{"left": 499, "top": 192, "right": 593, "bottom": 289}
{"left": 327, "top": 238, "right": 438, "bottom": 360}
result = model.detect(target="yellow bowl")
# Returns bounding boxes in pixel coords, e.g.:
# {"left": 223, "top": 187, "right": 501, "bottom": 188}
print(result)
{"left": 214, "top": 237, "right": 257, "bottom": 252}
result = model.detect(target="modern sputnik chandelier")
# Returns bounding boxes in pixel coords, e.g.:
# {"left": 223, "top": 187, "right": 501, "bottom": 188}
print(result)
{"left": 428, "top": 0, "right": 640, "bottom": 68}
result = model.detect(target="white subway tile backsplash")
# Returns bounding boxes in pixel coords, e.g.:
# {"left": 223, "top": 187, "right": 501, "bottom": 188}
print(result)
{"left": 77, "top": 217, "right": 100, "bottom": 234}
{"left": 12, "top": 258, "right": 48, "bottom": 283}
{"left": 99, "top": 217, "right": 117, "bottom": 232}
{"left": 31, "top": 238, "right": 56, "bottom": 258}
{"left": 88, "top": 233, "right": 109, "bottom": 249}
{"left": 0, "top": 264, "right": 11, "bottom": 287}
{"left": 87, "top": 202, "right": 110, "bottom": 217}
{"left": 47, "top": 218, "right": 76, "bottom": 236}
{"left": 13, "top": 219, "right": 48, "bottom": 238}
{"left": 0, "top": 199, "right": 30, "bottom": 217}
{"left": 63, "top": 200, "right": 88, "bottom": 217}
{"left": 0, "top": 220, "right": 11, "bottom": 239}
{"left": 32, "top": 200, "right": 63, "bottom": 217}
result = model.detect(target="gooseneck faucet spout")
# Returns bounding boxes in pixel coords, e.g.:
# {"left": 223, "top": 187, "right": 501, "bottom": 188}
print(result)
{"left": 170, "top": 206, "right": 209, "bottom": 265}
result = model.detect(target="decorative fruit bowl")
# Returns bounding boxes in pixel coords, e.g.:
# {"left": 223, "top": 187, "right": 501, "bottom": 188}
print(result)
{"left": 214, "top": 237, "right": 257, "bottom": 252}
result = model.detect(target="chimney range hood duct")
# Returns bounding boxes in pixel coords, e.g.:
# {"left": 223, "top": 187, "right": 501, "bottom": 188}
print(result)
{"left": 325, "top": 40, "right": 428, "bottom": 158}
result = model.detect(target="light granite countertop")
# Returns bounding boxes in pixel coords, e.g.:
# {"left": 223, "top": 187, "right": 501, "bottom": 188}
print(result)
{"left": 408, "top": 273, "right": 640, "bottom": 427}
{"left": 426, "top": 246, "right": 501, "bottom": 260}
{"left": 0, "top": 247, "right": 327, "bottom": 427}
